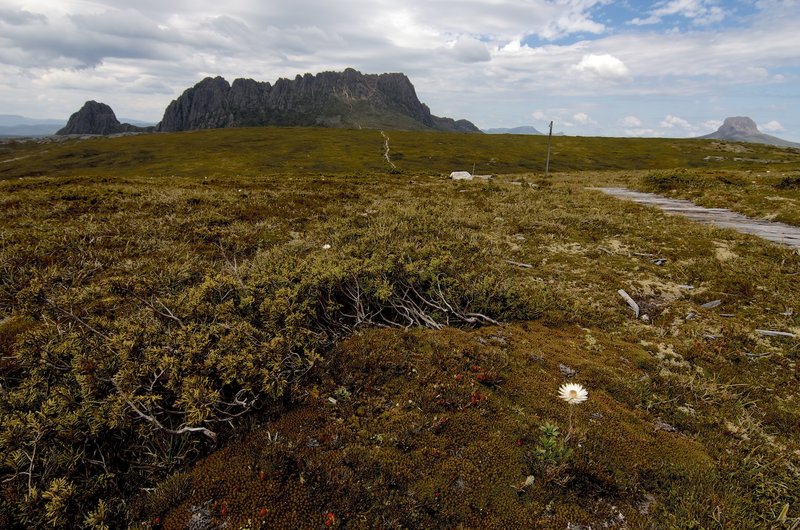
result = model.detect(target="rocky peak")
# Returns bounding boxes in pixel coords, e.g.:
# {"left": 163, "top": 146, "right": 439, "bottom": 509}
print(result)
{"left": 57, "top": 100, "right": 153, "bottom": 135}
{"left": 717, "top": 116, "right": 760, "bottom": 136}
{"left": 699, "top": 116, "right": 799, "bottom": 148}
{"left": 57, "top": 101, "right": 122, "bottom": 135}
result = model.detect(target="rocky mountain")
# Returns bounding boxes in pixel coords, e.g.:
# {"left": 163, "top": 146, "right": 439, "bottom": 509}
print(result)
{"left": 483, "top": 126, "right": 543, "bottom": 135}
{"left": 157, "top": 69, "right": 480, "bottom": 133}
{"left": 699, "top": 116, "right": 800, "bottom": 148}
{"left": 57, "top": 101, "right": 154, "bottom": 135}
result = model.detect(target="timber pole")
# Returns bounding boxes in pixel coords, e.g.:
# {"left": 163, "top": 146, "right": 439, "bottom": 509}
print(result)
{"left": 545, "top": 120, "right": 553, "bottom": 177}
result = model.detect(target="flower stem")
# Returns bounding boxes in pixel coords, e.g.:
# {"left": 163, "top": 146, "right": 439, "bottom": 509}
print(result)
{"left": 565, "top": 406, "right": 574, "bottom": 443}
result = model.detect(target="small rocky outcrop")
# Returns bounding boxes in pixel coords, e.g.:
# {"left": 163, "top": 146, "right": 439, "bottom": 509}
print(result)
{"left": 699, "top": 116, "right": 799, "bottom": 148}
{"left": 57, "top": 101, "right": 153, "bottom": 135}
{"left": 157, "top": 69, "right": 480, "bottom": 133}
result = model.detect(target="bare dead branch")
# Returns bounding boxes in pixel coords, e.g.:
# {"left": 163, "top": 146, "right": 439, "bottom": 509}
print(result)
{"left": 380, "top": 130, "right": 397, "bottom": 171}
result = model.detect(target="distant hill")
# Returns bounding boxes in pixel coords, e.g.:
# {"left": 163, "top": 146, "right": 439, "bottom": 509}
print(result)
{"left": 0, "top": 115, "right": 63, "bottom": 136}
{"left": 0, "top": 124, "right": 61, "bottom": 137}
{"left": 0, "top": 115, "right": 63, "bottom": 127}
{"left": 699, "top": 116, "right": 800, "bottom": 148}
{"left": 57, "top": 101, "right": 155, "bottom": 135}
{"left": 483, "top": 126, "right": 543, "bottom": 135}
{"left": 157, "top": 69, "right": 480, "bottom": 133}
{"left": 119, "top": 118, "right": 157, "bottom": 128}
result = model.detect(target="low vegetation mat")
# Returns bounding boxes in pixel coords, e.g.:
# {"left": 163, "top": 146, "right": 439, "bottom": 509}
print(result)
{"left": 0, "top": 129, "right": 798, "bottom": 528}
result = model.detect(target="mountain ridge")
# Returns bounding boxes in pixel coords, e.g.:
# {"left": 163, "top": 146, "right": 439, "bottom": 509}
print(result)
{"left": 157, "top": 69, "right": 479, "bottom": 133}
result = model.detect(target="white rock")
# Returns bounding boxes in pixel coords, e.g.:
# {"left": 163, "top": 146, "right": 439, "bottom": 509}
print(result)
{"left": 450, "top": 171, "right": 473, "bottom": 180}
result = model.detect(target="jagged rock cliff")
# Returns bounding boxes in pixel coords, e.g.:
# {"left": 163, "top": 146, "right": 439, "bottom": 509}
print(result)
{"left": 158, "top": 69, "right": 480, "bottom": 133}
{"left": 699, "top": 116, "right": 799, "bottom": 148}
{"left": 57, "top": 101, "right": 153, "bottom": 135}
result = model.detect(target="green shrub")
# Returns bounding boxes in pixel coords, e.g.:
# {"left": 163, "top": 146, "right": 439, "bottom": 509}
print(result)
{"left": 641, "top": 170, "right": 702, "bottom": 191}
{"left": 0, "top": 197, "right": 544, "bottom": 527}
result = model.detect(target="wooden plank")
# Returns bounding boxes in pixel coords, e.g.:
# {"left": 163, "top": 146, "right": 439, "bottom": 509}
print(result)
{"left": 590, "top": 187, "right": 800, "bottom": 249}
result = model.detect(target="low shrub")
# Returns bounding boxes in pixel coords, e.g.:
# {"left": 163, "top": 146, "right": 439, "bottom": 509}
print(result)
{"left": 0, "top": 200, "right": 546, "bottom": 527}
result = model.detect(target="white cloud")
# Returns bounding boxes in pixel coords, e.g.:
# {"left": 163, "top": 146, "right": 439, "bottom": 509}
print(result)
{"left": 532, "top": 110, "right": 546, "bottom": 120}
{"left": 702, "top": 119, "right": 722, "bottom": 131}
{"left": 628, "top": 15, "right": 661, "bottom": 26}
{"left": 660, "top": 114, "right": 693, "bottom": 129}
{"left": 620, "top": 115, "right": 642, "bottom": 127}
{"left": 449, "top": 35, "right": 490, "bottom": 63}
{"left": 761, "top": 120, "right": 784, "bottom": 132}
{"left": 572, "top": 54, "right": 630, "bottom": 81}
{"left": 630, "top": 0, "right": 727, "bottom": 26}
{"left": 573, "top": 111, "right": 596, "bottom": 125}
{"left": 538, "top": 0, "right": 607, "bottom": 40}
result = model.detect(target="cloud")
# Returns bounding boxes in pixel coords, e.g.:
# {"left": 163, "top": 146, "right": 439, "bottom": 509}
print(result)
{"left": 657, "top": 114, "right": 723, "bottom": 137}
{"left": 660, "top": 114, "right": 693, "bottom": 129}
{"left": 629, "top": 0, "right": 727, "bottom": 26}
{"left": 0, "top": 7, "right": 47, "bottom": 25}
{"left": 573, "top": 111, "right": 596, "bottom": 125}
{"left": 449, "top": 35, "right": 491, "bottom": 63}
{"left": 620, "top": 115, "right": 642, "bottom": 127}
{"left": 572, "top": 54, "right": 630, "bottom": 81}
{"left": 760, "top": 120, "right": 784, "bottom": 132}
{"left": 538, "top": 0, "right": 607, "bottom": 39}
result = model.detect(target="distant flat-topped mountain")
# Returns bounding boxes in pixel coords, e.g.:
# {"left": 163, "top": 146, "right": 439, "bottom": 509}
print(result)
{"left": 157, "top": 68, "right": 479, "bottom": 133}
{"left": 699, "top": 116, "right": 799, "bottom": 148}
{"left": 483, "top": 126, "right": 543, "bottom": 135}
{"left": 57, "top": 101, "right": 154, "bottom": 135}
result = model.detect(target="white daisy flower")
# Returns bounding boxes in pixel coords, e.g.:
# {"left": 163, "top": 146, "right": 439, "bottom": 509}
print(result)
{"left": 558, "top": 383, "right": 588, "bottom": 405}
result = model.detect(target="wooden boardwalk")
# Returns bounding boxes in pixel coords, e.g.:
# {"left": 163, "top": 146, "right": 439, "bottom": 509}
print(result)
{"left": 592, "top": 187, "right": 800, "bottom": 249}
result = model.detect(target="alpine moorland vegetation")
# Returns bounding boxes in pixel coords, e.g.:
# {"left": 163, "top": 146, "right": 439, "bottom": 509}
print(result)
{"left": 2, "top": 127, "right": 800, "bottom": 181}
{"left": 1, "top": 128, "right": 799, "bottom": 528}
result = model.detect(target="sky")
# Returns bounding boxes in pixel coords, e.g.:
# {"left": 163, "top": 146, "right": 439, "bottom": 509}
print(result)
{"left": 0, "top": 0, "right": 798, "bottom": 140}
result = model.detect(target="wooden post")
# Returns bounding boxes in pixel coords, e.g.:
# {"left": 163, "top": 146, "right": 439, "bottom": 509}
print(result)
{"left": 545, "top": 120, "right": 553, "bottom": 177}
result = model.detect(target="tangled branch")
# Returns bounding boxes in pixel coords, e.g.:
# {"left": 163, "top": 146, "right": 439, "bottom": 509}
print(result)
{"left": 380, "top": 130, "right": 397, "bottom": 171}
{"left": 322, "top": 275, "right": 498, "bottom": 336}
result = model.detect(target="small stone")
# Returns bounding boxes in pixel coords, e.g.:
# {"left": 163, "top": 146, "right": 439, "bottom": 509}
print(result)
{"left": 559, "top": 363, "right": 577, "bottom": 378}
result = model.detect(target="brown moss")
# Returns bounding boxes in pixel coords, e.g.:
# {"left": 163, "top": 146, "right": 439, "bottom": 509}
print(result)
{"left": 139, "top": 323, "right": 726, "bottom": 529}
